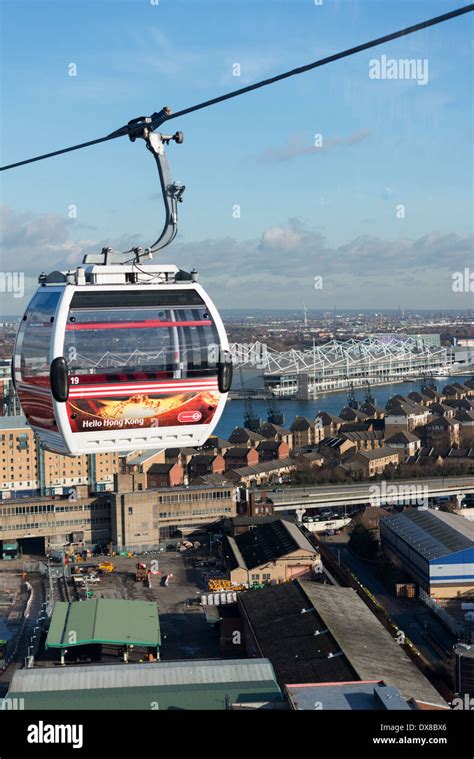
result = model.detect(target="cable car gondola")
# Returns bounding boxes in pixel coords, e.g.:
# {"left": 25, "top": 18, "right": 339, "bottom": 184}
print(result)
{"left": 13, "top": 113, "right": 232, "bottom": 455}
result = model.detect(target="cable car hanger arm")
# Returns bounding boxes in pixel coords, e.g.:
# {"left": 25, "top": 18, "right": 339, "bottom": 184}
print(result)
{"left": 83, "top": 111, "right": 185, "bottom": 264}
{"left": 127, "top": 112, "right": 185, "bottom": 255}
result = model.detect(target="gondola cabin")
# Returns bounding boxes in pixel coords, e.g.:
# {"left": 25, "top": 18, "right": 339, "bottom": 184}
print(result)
{"left": 13, "top": 264, "right": 232, "bottom": 455}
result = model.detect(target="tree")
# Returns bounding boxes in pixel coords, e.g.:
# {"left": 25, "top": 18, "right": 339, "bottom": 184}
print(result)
{"left": 348, "top": 524, "right": 379, "bottom": 560}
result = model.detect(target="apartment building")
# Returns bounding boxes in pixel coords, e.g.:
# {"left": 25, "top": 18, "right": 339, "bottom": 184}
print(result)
{"left": 350, "top": 447, "right": 400, "bottom": 477}
{"left": 384, "top": 401, "right": 430, "bottom": 437}
{"left": 422, "top": 416, "right": 461, "bottom": 449}
{"left": 0, "top": 416, "right": 119, "bottom": 499}
{"left": 256, "top": 423, "right": 293, "bottom": 450}
{"left": 384, "top": 431, "right": 422, "bottom": 458}
{"left": 291, "top": 416, "right": 318, "bottom": 450}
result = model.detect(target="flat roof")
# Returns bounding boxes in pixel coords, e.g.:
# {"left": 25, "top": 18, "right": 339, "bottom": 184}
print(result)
{"left": 286, "top": 681, "right": 412, "bottom": 711}
{"left": 0, "top": 415, "right": 28, "bottom": 430}
{"left": 125, "top": 449, "right": 164, "bottom": 465}
{"left": 8, "top": 659, "right": 282, "bottom": 710}
{"left": 46, "top": 599, "right": 160, "bottom": 649}
{"left": 120, "top": 483, "right": 235, "bottom": 495}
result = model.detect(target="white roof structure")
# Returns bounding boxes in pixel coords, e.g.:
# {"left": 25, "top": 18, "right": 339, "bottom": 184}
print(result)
{"left": 231, "top": 336, "right": 451, "bottom": 376}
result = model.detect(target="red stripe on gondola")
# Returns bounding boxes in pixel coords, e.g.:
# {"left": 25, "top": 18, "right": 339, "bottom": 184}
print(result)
{"left": 66, "top": 319, "right": 212, "bottom": 330}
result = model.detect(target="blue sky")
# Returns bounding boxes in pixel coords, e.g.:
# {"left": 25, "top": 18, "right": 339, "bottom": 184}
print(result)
{"left": 1, "top": 0, "right": 472, "bottom": 313}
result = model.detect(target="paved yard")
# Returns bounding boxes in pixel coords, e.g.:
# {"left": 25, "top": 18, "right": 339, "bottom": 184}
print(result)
{"left": 71, "top": 550, "right": 222, "bottom": 660}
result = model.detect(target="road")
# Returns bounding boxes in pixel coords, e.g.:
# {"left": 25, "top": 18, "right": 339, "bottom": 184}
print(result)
{"left": 0, "top": 574, "right": 45, "bottom": 695}
{"left": 325, "top": 540, "right": 456, "bottom": 663}
{"left": 266, "top": 476, "right": 474, "bottom": 510}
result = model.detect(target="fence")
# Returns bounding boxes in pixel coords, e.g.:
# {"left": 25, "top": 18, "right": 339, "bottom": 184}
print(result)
{"left": 418, "top": 587, "right": 472, "bottom": 642}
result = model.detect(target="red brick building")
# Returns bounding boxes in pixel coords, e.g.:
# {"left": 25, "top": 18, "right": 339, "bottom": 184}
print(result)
{"left": 188, "top": 454, "right": 225, "bottom": 480}
{"left": 257, "top": 439, "right": 289, "bottom": 461}
{"left": 147, "top": 462, "right": 184, "bottom": 488}
{"left": 224, "top": 447, "right": 259, "bottom": 471}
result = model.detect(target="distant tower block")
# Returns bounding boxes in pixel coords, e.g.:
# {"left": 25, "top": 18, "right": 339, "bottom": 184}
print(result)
{"left": 303, "top": 303, "right": 308, "bottom": 328}
{"left": 297, "top": 373, "right": 310, "bottom": 400}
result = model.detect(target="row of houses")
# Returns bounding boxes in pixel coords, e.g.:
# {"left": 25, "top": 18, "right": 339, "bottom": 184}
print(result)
{"left": 117, "top": 380, "right": 474, "bottom": 487}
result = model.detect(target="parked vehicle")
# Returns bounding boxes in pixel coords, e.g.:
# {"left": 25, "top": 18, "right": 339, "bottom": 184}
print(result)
{"left": 98, "top": 561, "right": 114, "bottom": 573}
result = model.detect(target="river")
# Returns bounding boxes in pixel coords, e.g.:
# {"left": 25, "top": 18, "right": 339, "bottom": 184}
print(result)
{"left": 215, "top": 374, "right": 473, "bottom": 439}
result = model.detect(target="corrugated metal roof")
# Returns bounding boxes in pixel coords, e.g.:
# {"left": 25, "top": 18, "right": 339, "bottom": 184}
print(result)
{"left": 8, "top": 683, "right": 283, "bottom": 711}
{"left": 382, "top": 509, "right": 474, "bottom": 561}
{"left": 10, "top": 659, "right": 278, "bottom": 693}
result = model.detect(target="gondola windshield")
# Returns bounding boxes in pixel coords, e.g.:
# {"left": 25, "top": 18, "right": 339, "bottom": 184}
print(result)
{"left": 64, "top": 291, "right": 220, "bottom": 380}
{"left": 62, "top": 289, "right": 223, "bottom": 435}
{"left": 14, "top": 291, "right": 60, "bottom": 386}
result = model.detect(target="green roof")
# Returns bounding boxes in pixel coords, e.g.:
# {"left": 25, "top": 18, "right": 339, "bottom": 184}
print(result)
{"left": 8, "top": 660, "right": 282, "bottom": 710}
{"left": 46, "top": 599, "right": 160, "bottom": 649}
{"left": 10, "top": 681, "right": 281, "bottom": 710}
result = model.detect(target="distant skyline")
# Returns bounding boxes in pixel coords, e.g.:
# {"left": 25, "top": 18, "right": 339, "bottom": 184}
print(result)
{"left": 1, "top": 0, "right": 472, "bottom": 315}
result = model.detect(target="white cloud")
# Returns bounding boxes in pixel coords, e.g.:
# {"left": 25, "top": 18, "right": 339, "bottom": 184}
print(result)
{"left": 1, "top": 205, "right": 472, "bottom": 314}
{"left": 258, "top": 130, "right": 370, "bottom": 163}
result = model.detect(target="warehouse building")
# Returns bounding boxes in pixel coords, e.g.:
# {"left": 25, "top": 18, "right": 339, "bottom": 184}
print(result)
{"left": 238, "top": 580, "right": 445, "bottom": 706}
{"left": 45, "top": 599, "right": 161, "bottom": 664}
{"left": 221, "top": 519, "right": 320, "bottom": 584}
{"left": 6, "top": 659, "right": 283, "bottom": 710}
{"left": 0, "top": 480, "right": 238, "bottom": 554}
{"left": 0, "top": 492, "right": 112, "bottom": 555}
{"left": 380, "top": 509, "right": 474, "bottom": 599}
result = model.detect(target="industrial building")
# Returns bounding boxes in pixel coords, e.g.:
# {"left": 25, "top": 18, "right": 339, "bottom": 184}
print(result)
{"left": 0, "top": 491, "right": 112, "bottom": 556}
{"left": 380, "top": 509, "right": 474, "bottom": 599}
{"left": 238, "top": 579, "right": 446, "bottom": 706}
{"left": 45, "top": 599, "right": 161, "bottom": 664}
{"left": 221, "top": 519, "right": 319, "bottom": 584}
{"left": 285, "top": 681, "right": 414, "bottom": 711}
{"left": 110, "top": 482, "right": 237, "bottom": 547}
{"left": 0, "top": 478, "right": 238, "bottom": 554}
{"left": 6, "top": 659, "right": 283, "bottom": 710}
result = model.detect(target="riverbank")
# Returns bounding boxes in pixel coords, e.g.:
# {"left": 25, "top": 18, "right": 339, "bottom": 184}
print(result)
{"left": 216, "top": 373, "right": 473, "bottom": 439}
